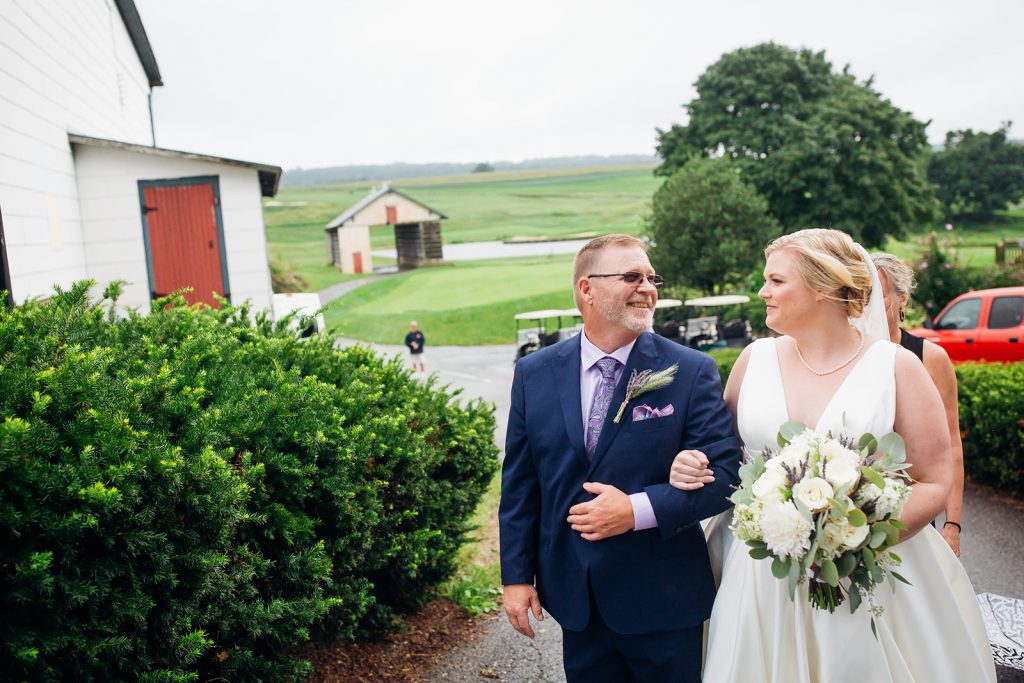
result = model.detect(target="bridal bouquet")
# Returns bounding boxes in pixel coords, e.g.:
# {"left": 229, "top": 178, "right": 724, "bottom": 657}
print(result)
{"left": 730, "top": 422, "right": 913, "bottom": 623}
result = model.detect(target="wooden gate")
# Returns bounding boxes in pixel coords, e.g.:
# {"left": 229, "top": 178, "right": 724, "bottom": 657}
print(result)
{"left": 139, "top": 177, "right": 229, "bottom": 307}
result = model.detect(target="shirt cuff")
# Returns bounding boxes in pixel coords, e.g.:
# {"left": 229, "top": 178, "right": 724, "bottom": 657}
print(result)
{"left": 629, "top": 492, "right": 658, "bottom": 531}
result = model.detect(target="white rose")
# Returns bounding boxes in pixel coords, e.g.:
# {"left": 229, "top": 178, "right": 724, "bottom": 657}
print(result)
{"left": 824, "top": 451, "right": 862, "bottom": 492}
{"left": 793, "top": 477, "right": 834, "bottom": 512}
{"left": 761, "top": 501, "right": 814, "bottom": 560}
{"left": 777, "top": 442, "right": 808, "bottom": 470}
{"left": 751, "top": 463, "right": 788, "bottom": 503}
{"left": 841, "top": 520, "right": 870, "bottom": 549}
{"left": 819, "top": 520, "right": 846, "bottom": 557}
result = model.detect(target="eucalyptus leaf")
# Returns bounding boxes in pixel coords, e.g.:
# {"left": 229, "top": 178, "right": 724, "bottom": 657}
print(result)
{"left": 849, "top": 584, "right": 862, "bottom": 612}
{"left": 771, "top": 557, "right": 790, "bottom": 579}
{"left": 749, "top": 546, "right": 772, "bottom": 560}
{"left": 847, "top": 508, "right": 867, "bottom": 527}
{"left": 778, "top": 421, "right": 808, "bottom": 447}
{"left": 857, "top": 432, "right": 877, "bottom": 452}
{"left": 860, "top": 466, "right": 885, "bottom": 489}
{"left": 891, "top": 571, "right": 911, "bottom": 586}
{"left": 878, "top": 432, "right": 906, "bottom": 463}
{"left": 869, "top": 530, "right": 887, "bottom": 549}
{"left": 821, "top": 559, "right": 840, "bottom": 587}
{"left": 788, "top": 560, "right": 800, "bottom": 600}
{"left": 837, "top": 551, "right": 858, "bottom": 577}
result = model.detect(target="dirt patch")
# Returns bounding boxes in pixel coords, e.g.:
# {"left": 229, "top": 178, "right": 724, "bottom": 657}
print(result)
{"left": 295, "top": 599, "right": 492, "bottom": 682}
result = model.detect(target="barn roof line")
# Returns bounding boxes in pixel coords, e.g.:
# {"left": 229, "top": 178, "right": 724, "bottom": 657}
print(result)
{"left": 69, "top": 134, "right": 282, "bottom": 197}
{"left": 114, "top": 0, "right": 162, "bottom": 87}
{"left": 325, "top": 183, "right": 448, "bottom": 230}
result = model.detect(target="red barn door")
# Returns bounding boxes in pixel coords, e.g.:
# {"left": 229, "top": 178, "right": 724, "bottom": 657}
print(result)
{"left": 140, "top": 178, "right": 229, "bottom": 307}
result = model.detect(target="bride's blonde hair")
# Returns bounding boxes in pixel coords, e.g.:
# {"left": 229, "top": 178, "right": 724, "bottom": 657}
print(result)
{"left": 765, "top": 228, "right": 872, "bottom": 318}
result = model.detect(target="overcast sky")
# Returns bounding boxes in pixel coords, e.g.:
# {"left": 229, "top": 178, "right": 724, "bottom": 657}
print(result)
{"left": 134, "top": 0, "right": 1024, "bottom": 170}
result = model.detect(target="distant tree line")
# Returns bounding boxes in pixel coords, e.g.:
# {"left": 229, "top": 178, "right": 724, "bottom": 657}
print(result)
{"left": 281, "top": 154, "right": 659, "bottom": 187}
{"left": 649, "top": 42, "right": 1024, "bottom": 294}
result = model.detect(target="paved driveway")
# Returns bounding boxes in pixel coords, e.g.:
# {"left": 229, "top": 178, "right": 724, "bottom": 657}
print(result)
{"left": 343, "top": 338, "right": 1024, "bottom": 682}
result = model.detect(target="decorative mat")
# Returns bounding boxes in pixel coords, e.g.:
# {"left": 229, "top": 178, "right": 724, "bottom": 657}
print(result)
{"left": 978, "top": 592, "right": 1024, "bottom": 670}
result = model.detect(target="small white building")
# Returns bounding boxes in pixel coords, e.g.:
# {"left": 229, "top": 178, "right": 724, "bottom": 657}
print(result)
{"left": 325, "top": 183, "right": 446, "bottom": 273}
{"left": 0, "top": 0, "right": 280, "bottom": 312}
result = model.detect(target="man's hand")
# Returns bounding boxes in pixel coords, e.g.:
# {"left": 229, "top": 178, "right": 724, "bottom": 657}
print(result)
{"left": 566, "top": 482, "right": 634, "bottom": 541}
{"left": 503, "top": 584, "right": 544, "bottom": 638}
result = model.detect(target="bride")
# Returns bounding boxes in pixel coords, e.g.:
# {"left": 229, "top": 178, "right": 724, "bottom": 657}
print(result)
{"left": 670, "top": 229, "right": 995, "bottom": 682}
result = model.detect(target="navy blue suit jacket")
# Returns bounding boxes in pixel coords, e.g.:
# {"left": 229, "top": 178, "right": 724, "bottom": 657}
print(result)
{"left": 499, "top": 331, "right": 741, "bottom": 634}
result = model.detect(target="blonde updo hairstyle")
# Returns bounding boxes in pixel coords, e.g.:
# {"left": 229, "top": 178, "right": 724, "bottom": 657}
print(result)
{"left": 765, "top": 228, "right": 873, "bottom": 318}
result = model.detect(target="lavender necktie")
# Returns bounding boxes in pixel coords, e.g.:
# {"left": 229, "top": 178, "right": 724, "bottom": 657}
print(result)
{"left": 586, "top": 357, "right": 621, "bottom": 459}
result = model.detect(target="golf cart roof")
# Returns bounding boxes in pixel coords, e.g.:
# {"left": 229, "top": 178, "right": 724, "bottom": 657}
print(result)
{"left": 514, "top": 309, "right": 571, "bottom": 321}
{"left": 683, "top": 294, "right": 751, "bottom": 307}
{"left": 655, "top": 298, "right": 683, "bottom": 309}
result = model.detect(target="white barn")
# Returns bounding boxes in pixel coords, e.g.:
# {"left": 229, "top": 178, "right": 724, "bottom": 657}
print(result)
{"left": 0, "top": 0, "right": 280, "bottom": 312}
{"left": 325, "top": 183, "right": 446, "bottom": 274}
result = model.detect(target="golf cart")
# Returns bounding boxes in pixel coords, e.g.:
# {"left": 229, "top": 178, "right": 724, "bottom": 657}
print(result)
{"left": 514, "top": 308, "right": 583, "bottom": 361}
{"left": 682, "top": 294, "right": 754, "bottom": 349}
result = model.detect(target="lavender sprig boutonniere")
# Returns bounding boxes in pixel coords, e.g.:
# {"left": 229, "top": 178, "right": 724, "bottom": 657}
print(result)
{"left": 613, "top": 363, "right": 679, "bottom": 423}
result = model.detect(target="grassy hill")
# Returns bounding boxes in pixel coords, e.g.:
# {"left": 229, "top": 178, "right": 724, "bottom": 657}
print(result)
{"left": 264, "top": 164, "right": 662, "bottom": 292}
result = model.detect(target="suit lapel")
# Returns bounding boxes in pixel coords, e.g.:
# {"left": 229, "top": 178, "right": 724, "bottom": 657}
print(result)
{"left": 587, "top": 332, "right": 664, "bottom": 476}
{"left": 553, "top": 335, "right": 589, "bottom": 467}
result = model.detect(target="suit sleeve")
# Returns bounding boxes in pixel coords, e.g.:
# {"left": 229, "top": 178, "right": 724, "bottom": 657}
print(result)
{"left": 498, "top": 362, "right": 541, "bottom": 585}
{"left": 644, "top": 355, "right": 741, "bottom": 539}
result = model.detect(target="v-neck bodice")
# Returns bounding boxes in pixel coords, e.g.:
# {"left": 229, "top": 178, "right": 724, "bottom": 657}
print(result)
{"left": 736, "top": 337, "right": 898, "bottom": 457}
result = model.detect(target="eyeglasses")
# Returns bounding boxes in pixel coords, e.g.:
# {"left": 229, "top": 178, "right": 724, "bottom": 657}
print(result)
{"left": 587, "top": 272, "right": 665, "bottom": 288}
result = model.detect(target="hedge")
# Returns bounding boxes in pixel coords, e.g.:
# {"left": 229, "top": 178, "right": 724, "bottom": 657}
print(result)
{"left": 955, "top": 362, "right": 1024, "bottom": 496}
{"left": 709, "top": 345, "right": 1024, "bottom": 496}
{"left": 0, "top": 282, "right": 499, "bottom": 682}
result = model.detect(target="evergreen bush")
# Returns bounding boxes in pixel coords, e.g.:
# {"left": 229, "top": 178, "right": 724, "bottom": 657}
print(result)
{"left": 0, "top": 282, "right": 498, "bottom": 681}
{"left": 955, "top": 362, "right": 1024, "bottom": 496}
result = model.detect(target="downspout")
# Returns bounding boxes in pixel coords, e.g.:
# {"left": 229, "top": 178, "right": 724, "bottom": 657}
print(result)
{"left": 148, "top": 88, "right": 156, "bottom": 146}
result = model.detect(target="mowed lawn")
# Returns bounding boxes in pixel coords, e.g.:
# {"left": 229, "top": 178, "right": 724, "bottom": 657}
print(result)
{"left": 264, "top": 165, "right": 662, "bottom": 292}
{"left": 324, "top": 256, "right": 577, "bottom": 345}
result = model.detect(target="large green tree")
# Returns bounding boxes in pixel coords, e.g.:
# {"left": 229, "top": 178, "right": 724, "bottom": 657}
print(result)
{"left": 647, "top": 157, "right": 780, "bottom": 295}
{"left": 928, "top": 124, "right": 1024, "bottom": 221}
{"left": 656, "top": 42, "right": 937, "bottom": 246}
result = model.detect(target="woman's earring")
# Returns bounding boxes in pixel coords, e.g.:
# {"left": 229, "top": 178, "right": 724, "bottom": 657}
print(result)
{"left": 899, "top": 309, "right": 905, "bottom": 322}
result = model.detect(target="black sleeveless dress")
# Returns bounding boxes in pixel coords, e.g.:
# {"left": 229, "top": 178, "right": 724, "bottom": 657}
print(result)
{"left": 900, "top": 329, "right": 925, "bottom": 361}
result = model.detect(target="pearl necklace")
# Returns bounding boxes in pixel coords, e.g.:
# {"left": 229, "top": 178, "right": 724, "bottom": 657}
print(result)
{"left": 794, "top": 327, "right": 865, "bottom": 376}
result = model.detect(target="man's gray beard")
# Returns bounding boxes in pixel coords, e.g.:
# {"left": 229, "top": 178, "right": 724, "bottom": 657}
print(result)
{"left": 597, "top": 299, "right": 653, "bottom": 335}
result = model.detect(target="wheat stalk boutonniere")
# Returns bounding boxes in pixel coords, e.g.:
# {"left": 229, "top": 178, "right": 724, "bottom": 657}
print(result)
{"left": 613, "top": 363, "right": 679, "bottom": 423}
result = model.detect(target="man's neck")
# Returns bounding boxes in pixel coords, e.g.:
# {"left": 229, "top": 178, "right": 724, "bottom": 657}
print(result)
{"left": 583, "top": 324, "right": 640, "bottom": 354}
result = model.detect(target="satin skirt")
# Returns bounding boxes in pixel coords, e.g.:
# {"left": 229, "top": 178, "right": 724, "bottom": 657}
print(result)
{"left": 701, "top": 511, "right": 996, "bottom": 683}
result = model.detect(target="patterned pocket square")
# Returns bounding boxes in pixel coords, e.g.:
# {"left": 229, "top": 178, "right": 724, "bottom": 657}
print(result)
{"left": 632, "top": 403, "right": 674, "bottom": 422}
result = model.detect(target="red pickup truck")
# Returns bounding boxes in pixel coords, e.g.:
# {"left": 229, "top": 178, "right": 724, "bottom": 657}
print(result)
{"left": 908, "top": 286, "right": 1024, "bottom": 362}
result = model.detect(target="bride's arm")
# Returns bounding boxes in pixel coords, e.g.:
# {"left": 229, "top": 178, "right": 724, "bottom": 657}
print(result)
{"left": 670, "top": 345, "right": 751, "bottom": 490}
{"left": 892, "top": 347, "right": 952, "bottom": 538}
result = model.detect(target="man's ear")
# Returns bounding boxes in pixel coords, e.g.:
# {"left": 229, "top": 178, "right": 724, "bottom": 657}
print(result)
{"left": 577, "top": 277, "right": 593, "bottom": 306}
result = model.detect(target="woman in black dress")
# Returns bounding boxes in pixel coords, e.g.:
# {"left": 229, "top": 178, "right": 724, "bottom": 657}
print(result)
{"left": 872, "top": 252, "right": 964, "bottom": 556}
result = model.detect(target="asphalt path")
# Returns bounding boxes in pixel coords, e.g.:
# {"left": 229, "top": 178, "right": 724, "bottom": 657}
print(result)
{"left": 342, "top": 338, "right": 1024, "bottom": 682}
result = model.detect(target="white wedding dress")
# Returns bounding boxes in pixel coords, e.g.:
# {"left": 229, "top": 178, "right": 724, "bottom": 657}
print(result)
{"left": 702, "top": 337, "right": 996, "bottom": 682}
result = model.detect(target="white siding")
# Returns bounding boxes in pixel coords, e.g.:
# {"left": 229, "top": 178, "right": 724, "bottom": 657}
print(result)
{"left": 0, "top": 0, "right": 153, "bottom": 301}
{"left": 72, "top": 143, "right": 273, "bottom": 315}
{"left": 348, "top": 192, "right": 442, "bottom": 227}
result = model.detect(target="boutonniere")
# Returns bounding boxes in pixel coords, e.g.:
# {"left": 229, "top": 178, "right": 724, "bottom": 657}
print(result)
{"left": 613, "top": 363, "right": 679, "bottom": 423}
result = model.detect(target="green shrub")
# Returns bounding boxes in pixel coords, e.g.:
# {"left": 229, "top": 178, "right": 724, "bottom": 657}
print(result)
{"left": 0, "top": 282, "right": 499, "bottom": 681}
{"left": 707, "top": 347, "right": 743, "bottom": 386}
{"left": 955, "top": 362, "right": 1024, "bottom": 496}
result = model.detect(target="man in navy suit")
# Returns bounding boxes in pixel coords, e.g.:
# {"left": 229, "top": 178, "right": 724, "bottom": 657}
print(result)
{"left": 499, "top": 234, "right": 741, "bottom": 682}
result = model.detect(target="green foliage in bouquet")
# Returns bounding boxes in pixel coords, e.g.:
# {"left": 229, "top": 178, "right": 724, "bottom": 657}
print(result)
{"left": 0, "top": 282, "right": 499, "bottom": 682}
{"left": 730, "top": 423, "right": 912, "bottom": 635}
